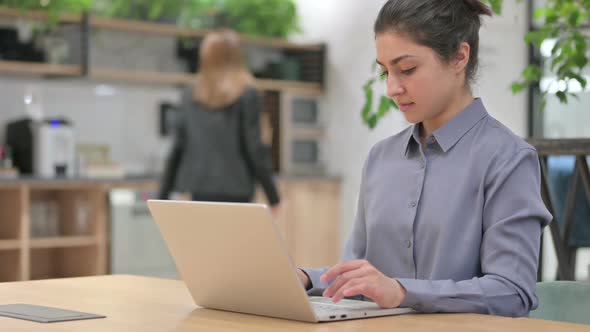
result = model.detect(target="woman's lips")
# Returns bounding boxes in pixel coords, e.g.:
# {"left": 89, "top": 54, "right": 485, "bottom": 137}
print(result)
{"left": 398, "top": 102, "right": 414, "bottom": 112}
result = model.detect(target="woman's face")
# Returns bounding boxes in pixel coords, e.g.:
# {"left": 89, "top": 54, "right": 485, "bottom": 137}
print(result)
{"left": 376, "top": 31, "right": 466, "bottom": 126}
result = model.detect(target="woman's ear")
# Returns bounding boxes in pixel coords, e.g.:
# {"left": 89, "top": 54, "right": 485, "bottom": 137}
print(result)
{"left": 453, "top": 42, "right": 471, "bottom": 74}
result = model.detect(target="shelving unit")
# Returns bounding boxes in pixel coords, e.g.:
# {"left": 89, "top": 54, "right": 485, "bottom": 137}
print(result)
{"left": 0, "top": 240, "right": 20, "bottom": 250}
{"left": 89, "top": 16, "right": 324, "bottom": 51}
{"left": 29, "top": 236, "right": 99, "bottom": 249}
{"left": 0, "top": 8, "right": 325, "bottom": 94}
{"left": 0, "top": 7, "right": 80, "bottom": 24}
{"left": 0, "top": 60, "right": 82, "bottom": 77}
{"left": 0, "top": 181, "right": 110, "bottom": 281}
{"left": 30, "top": 246, "right": 101, "bottom": 280}
{"left": 0, "top": 250, "right": 20, "bottom": 282}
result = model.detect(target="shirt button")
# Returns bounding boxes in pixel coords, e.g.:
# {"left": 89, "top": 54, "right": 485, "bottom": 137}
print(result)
{"left": 405, "top": 240, "right": 412, "bottom": 248}
{"left": 409, "top": 201, "right": 417, "bottom": 208}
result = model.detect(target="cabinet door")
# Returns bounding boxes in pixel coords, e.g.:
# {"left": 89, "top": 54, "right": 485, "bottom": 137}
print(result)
{"left": 254, "top": 179, "right": 340, "bottom": 268}
{"left": 280, "top": 92, "right": 325, "bottom": 175}
{"left": 110, "top": 193, "right": 177, "bottom": 279}
{"left": 284, "top": 180, "right": 340, "bottom": 268}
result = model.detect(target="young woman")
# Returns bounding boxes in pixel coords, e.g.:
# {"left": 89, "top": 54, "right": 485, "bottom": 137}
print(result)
{"left": 297, "top": 0, "right": 552, "bottom": 317}
{"left": 159, "top": 29, "right": 281, "bottom": 215}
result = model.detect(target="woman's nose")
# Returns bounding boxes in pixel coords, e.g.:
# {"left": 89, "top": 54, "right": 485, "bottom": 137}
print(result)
{"left": 386, "top": 75, "right": 404, "bottom": 98}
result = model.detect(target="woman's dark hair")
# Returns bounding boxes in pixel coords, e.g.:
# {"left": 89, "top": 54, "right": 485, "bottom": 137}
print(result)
{"left": 374, "top": 0, "right": 492, "bottom": 86}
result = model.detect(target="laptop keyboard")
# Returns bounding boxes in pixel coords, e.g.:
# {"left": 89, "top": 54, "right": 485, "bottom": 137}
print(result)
{"left": 310, "top": 297, "right": 381, "bottom": 313}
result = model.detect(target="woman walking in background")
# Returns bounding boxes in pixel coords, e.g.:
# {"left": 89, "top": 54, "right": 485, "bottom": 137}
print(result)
{"left": 159, "top": 29, "right": 281, "bottom": 215}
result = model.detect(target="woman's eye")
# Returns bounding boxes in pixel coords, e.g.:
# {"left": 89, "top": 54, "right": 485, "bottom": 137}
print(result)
{"left": 379, "top": 70, "right": 388, "bottom": 79}
{"left": 401, "top": 67, "right": 416, "bottom": 75}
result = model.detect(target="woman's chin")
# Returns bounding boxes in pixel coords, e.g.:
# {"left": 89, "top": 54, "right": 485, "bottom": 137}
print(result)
{"left": 402, "top": 113, "right": 422, "bottom": 124}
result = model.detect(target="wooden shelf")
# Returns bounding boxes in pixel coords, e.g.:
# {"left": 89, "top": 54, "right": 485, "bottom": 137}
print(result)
{"left": 30, "top": 236, "right": 99, "bottom": 249}
{"left": 92, "top": 68, "right": 194, "bottom": 85}
{"left": 256, "top": 79, "right": 323, "bottom": 94}
{"left": 90, "top": 16, "right": 324, "bottom": 51}
{"left": 0, "top": 60, "right": 82, "bottom": 77}
{"left": 0, "top": 8, "right": 324, "bottom": 91}
{"left": 91, "top": 68, "right": 323, "bottom": 93}
{"left": 90, "top": 16, "right": 202, "bottom": 38}
{"left": 291, "top": 127, "right": 325, "bottom": 140}
{"left": 0, "top": 7, "right": 81, "bottom": 24}
{"left": 0, "top": 7, "right": 322, "bottom": 51}
{"left": 0, "top": 239, "right": 20, "bottom": 250}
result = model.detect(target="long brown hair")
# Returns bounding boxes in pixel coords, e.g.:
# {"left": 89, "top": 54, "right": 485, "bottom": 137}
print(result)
{"left": 193, "top": 29, "right": 255, "bottom": 108}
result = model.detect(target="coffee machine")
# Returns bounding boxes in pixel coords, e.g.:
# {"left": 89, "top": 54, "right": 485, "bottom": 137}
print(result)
{"left": 6, "top": 117, "right": 76, "bottom": 177}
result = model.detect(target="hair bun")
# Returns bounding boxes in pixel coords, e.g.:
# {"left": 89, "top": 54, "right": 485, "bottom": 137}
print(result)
{"left": 463, "top": 0, "right": 493, "bottom": 16}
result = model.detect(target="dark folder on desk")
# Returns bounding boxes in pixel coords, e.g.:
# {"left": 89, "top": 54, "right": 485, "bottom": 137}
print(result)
{"left": 0, "top": 304, "right": 105, "bottom": 323}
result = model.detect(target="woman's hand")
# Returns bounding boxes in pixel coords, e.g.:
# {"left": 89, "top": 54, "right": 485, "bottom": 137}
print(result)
{"left": 320, "top": 260, "right": 407, "bottom": 308}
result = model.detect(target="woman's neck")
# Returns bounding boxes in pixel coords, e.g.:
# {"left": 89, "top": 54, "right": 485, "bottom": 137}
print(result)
{"left": 421, "top": 91, "right": 474, "bottom": 138}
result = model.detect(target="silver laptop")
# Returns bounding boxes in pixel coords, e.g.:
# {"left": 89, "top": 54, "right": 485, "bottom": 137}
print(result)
{"left": 147, "top": 200, "right": 413, "bottom": 322}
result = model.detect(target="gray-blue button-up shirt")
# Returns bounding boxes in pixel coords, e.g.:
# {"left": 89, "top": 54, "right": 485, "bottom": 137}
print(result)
{"left": 303, "top": 98, "right": 552, "bottom": 317}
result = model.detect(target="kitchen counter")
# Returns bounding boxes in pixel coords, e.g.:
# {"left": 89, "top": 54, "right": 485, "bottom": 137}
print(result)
{"left": 0, "top": 174, "right": 342, "bottom": 282}
{"left": 0, "top": 173, "right": 341, "bottom": 188}
{"left": 0, "top": 176, "right": 159, "bottom": 190}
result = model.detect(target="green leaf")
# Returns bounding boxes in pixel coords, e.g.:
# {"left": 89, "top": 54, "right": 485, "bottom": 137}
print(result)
{"left": 522, "top": 65, "right": 542, "bottom": 81}
{"left": 511, "top": 82, "right": 526, "bottom": 93}
{"left": 525, "top": 30, "right": 549, "bottom": 48}
{"left": 556, "top": 91, "right": 568, "bottom": 103}
{"left": 361, "top": 78, "right": 375, "bottom": 120}
{"left": 486, "top": 0, "right": 502, "bottom": 15}
{"left": 377, "top": 96, "right": 392, "bottom": 117}
{"left": 533, "top": 8, "right": 546, "bottom": 20}
{"left": 546, "top": 10, "right": 559, "bottom": 24}
{"left": 568, "top": 72, "right": 587, "bottom": 88}
{"left": 574, "top": 54, "right": 588, "bottom": 68}
{"left": 148, "top": 1, "right": 165, "bottom": 20}
{"left": 568, "top": 9, "right": 581, "bottom": 26}
{"left": 367, "top": 115, "right": 378, "bottom": 129}
{"left": 389, "top": 98, "right": 399, "bottom": 109}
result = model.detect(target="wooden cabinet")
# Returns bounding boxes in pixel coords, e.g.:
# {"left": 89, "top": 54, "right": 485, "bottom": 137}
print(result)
{"left": 0, "top": 183, "right": 107, "bottom": 281}
{"left": 256, "top": 178, "right": 341, "bottom": 269}
{"left": 0, "top": 185, "right": 28, "bottom": 282}
{"left": 0, "top": 178, "right": 338, "bottom": 282}
{"left": 0, "top": 179, "right": 158, "bottom": 282}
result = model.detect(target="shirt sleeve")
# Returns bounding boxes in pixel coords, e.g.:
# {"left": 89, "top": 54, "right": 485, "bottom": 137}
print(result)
{"left": 397, "top": 147, "right": 552, "bottom": 317}
{"left": 240, "top": 88, "right": 280, "bottom": 206}
{"left": 302, "top": 156, "right": 369, "bottom": 290}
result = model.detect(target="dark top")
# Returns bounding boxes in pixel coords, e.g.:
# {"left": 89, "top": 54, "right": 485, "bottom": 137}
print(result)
{"left": 158, "top": 87, "right": 280, "bottom": 206}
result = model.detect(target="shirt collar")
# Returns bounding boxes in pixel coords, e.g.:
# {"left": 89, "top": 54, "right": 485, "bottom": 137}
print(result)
{"left": 403, "top": 124, "right": 421, "bottom": 157}
{"left": 403, "top": 98, "right": 488, "bottom": 157}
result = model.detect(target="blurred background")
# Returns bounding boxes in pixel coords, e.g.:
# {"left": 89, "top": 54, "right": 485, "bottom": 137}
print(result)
{"left": 0, "top": 0, "right": 587, "bottom": 284}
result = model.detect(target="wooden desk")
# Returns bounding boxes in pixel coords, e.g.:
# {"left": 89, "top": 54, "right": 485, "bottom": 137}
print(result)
{"left": 0, "top": 275, "right": 588, "bottom": 331}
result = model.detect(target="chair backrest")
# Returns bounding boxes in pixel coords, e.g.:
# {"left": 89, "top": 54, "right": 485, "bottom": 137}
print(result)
{"left": 530, "top": 281, "right": 590, "bottom": 325}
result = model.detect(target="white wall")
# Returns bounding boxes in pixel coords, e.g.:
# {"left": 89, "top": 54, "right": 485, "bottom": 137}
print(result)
{"left": 0, "top": 26, "right": 184, "bottom": 175}
{"left": 293, "top": 0, "right": 530, "bottom": 248}
{"left": 0, "top": 78, "right": 178, "bottom": 175}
